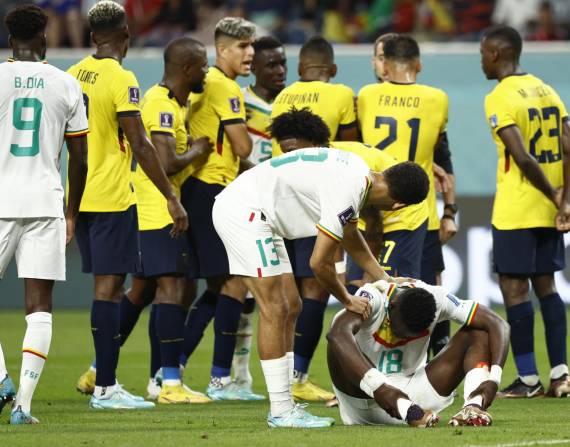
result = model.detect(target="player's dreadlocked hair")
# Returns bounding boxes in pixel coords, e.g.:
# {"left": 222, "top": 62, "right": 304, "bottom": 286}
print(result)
{"left": 383, "top": 162, "right": 429, "bottom": 205}
{"left": 397, "top": 287, "right": 436, "bottom": 333}
{"left": 88, "top": 1, "right": 126, "bottom": 33}
{"left": 268, "top": 107, "right": 330, "bottom": 146}
{"left": 253, "top": 35, "right": 283, "bottom": 54}
{"left": 4, "top": 4, "right": 48, "bottom": 41}
{"left": 482, "top": 25, "right": 523, "bottom": 61}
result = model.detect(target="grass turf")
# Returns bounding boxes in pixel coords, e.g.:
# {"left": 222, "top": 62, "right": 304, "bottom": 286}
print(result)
{"left": 0, "top": 308, "right": 569, "bottom": 447}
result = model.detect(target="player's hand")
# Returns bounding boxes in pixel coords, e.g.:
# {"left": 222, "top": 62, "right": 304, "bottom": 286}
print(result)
{"left": 556, "top": 200, "right": 570, "bottom": 232}
{"left": 191, "top": 136, "right": 214, "bottom": 156}
{"left": 345, "top": 295, "right": 371, "bottom": 319}
{"left": 408, "top": 409, "right": 440, "bottom": 428}
{"left": 439, "top": 216, "right": 457, "bottom": 244}
{"left": 373, "top": 383, "right": 411, "bottom": 419}
{"left": 167, "top": 197, "right": 188, "bottom": 238}
{"left": 468, "top": 380, "right": 498, "bottom": 410}
{"left": 433, "top": 163, "right": 449, "bottom": 194}
{"left": 65, "top": 216, "right": 76, "bottom": 245}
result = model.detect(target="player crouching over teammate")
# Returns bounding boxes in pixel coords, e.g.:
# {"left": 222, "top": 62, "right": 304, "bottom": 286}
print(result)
{"left": 327, "top": 280, "right": 510, "bottom": 427}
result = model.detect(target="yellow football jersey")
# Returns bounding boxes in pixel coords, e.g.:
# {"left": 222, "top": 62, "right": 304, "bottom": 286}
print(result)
{"left": 243, "top": 85, "right": 273, "bottom": 164}
{"left": 271, "top": 81, "right": 356, "bottom": 156}
{"left": 485, "top": 74, "right": 568, "bottom": 229}
{"left": 133, "top": 85, "right": 188, "bottom": 231}
{"left": 187, "top": 67, "right": 246, "bottom": 186}
{"left": 67, "top": 56, "right": 140, "bottom": 212}
{"left": 358, "top": 82, "right": 448, "bottom": 231}
{"left": 331, "top": 141, "right": 428, "bottom": 233}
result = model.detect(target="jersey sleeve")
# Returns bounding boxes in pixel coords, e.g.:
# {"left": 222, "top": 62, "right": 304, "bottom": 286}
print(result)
{"left": 438, "top": 90, "right": 449, "bottom": 134}
{"left": 64, "top": 77, "right": 89, "bottom": 138}
{"left": 142, "top": 98, "right": 177, "bottom": 136}
{"left": 112, "top": 69, "right": 141, "bottom": 116}
{"left": 210, "top": 78, "right": 246, "bottom": 124}
{"left": 548, "top": 85, "right": 569, "bottom": 120}
{"left": 337, "top": 85, "right": 357, "bottom": 127}
{"left": 431, "top": 285, "right": 479, "bottom": 326}
{"left": 485, "top": 91, "right": 516, "bottom": 133}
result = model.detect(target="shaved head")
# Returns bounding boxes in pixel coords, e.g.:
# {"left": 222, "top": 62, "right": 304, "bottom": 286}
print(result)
{"left": 164, "top": 36, "right": 204, "bottom": 67}
{"left": 482, "top": 25, "right": 522, "bottom": 63}
{"left": 299, "top": 36, "right": 334, "bottom": 65}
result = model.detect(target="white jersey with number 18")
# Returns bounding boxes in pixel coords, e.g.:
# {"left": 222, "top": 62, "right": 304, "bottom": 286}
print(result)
{"left": 0, "top": 60, "right": 88, "bottom": 218}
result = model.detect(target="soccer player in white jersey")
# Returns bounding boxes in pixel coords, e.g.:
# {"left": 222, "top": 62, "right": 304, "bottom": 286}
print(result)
{"left": 327, "top": 280, "right": 510, "bottom": 427}
{"left": 0, "top": 4, "right": 88, "bottom": 424}
{"left": 213, "top": 148, "right": 429, "bottom": 427}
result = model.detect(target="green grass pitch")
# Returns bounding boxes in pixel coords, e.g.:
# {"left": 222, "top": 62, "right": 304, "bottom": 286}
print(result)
{"left": 1, "top": 307, "right": 569, "bottom": 447}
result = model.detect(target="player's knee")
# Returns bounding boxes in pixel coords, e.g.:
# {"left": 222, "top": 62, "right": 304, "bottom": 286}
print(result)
{"left": 498, "top": 275, "right": 530, "bottom": 305}
{"left": 301, "top": 278, "right": 328, "bottom": 301}
{"left": 94, "top": 276, "right": 125, "bottom": 301}
{"left": 531, "top": 274, "right": 557, "bottom": 299}
{"left": 259, "top": 295, "right": 288, "bottom": 323}
{"left": 287, "top": 294, "right": 302, "bottom": 322}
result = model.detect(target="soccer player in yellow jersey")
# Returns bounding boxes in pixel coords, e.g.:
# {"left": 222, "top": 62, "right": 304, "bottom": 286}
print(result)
{"left": 269, "top": 35, "right": 359, "bottom": 403}
{"left": 180, "top": 17, "right": 263, "bottom": 401}
{"left": 366, "top": 33, "right": 458, "bottom": 357}
{"left": 69, "top": 1, "right": 187, "bottom": 410}
{"left": 481, "top": 26, "right": 570, "bottom": 398}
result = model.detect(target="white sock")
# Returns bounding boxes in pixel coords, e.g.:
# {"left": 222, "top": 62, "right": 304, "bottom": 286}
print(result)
{"left": 15, "top": 312, "right": 52, "bottom": 413}
{"left": 233, "top": 312, "right": 254, "bottom": 385}
{"left": 550, "top": 364, "right": 569, "bottom": 380}
{"left": 94, "top": 383, "right": 118, "bottom": 399}
{"left": 463, "top": 366, "right": 489, "bottom": 408}
{"left": 209, "top": 375, "right": 231, "bottom": 389}
{"left": 261, "top": 355, "right": 294, "bottom": 417}
{"left": 286, "top": 351, "right": 294, "bottom": 386}
{"left": 0, "top": 342, "right": 7, "bottom": 380}
{"left": 163, "top": 379, "right": 182, "bottom": 386}
{"left": 520, "top": 374, "right": 540, "bottom": 387}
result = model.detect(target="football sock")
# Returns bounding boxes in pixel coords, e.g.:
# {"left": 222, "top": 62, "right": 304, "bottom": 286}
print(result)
{"left": 180, "top": 290, "right": 218, "bottom": 365}
{"left": 506, "top": 301, "right": 538, "bottom": 379}
{"left": 119, "top": 294, "right": 143, "bottom": 346}
{"left": 286, "top": 351, "right": 294, "bottom": 386}
{"left": 211, "top": 295, "right": 243, "bottom": 379}
{"left": 148, "top": 304, "right": 161, "bottom": 378}
{"left": 157, "top": 303, "right": 185, "bottom": 386}
{"left": 93, "top": 383, "right": 118, "bottom": 400}
{"left": 0, "top": 342, "right": 7, "bottom": 380}
{"left": 463, "top": 364, "right": 489, "bottom": 408}
{"left": 429, "top": 321, "right": 450, "bottom": 357}
{"left": 293, "top": 298, "right": 326, "bottom": 379}
{"left": 91, "top": 300, "right": 120, "bottom": 388}
{"left": 15, "top": 312, "right": 52, "bottom": 413}
{"left": 346, "top": 284, "right": 359, "bottom": 295}
{"left": 233, "top": 304, "right": 254, "bottom": 385}
{"left": 539, "top": 293, "right": 568, "bottom": 378}
{"left": 261, "top": 355, "right": 294, "bottom": 417}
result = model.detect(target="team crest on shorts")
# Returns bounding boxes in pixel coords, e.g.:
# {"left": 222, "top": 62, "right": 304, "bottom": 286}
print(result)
{"left": 489, "top": 114, "right": 498, "bottom": 128}
{"left": 128, "top": 87, "right": 140, "bottom": 104}
{"left": 337, "top": 206, "right": 355, "bottom": 226}
{"left": 160, "top": 112, "right": 174, "bottom": 128}
{"left": 229, "top": 97, "right": 241, "bottom": 113}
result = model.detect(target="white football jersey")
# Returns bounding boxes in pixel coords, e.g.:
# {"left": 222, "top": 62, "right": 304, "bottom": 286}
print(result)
{"left": 0, "top": 60, "right": 88, "bottom": 218}
{"left": 343, "top": 281, "right": 479, "bottom": 377}
{"left": 242, "top": 86, "right": 273, "bottom": 165}
{"left": 223, "top": 148, "right": 371, "bottom": 241}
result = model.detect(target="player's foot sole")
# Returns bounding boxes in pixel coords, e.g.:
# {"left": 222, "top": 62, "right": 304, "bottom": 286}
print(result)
{"left": 449, "top": 405, "right": 492, "bottom": 427}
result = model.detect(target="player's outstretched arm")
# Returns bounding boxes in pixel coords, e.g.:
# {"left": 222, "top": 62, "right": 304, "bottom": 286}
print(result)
{"left": 65, "top": 135, "right": 88, "bottom": 244}
{"left": 119, "top": 115, "right": 188, "bottom": 237}
{"left": 342, "top": 221, "right": 390, "bottom": 282}
{"left": 224, "top": 122, "right": 252, "bottom": 159}
{"left": 556, "top": 119, "right": 570, "bottom": 231}
{"left": 499, "top": 125, "right": 558, "bottom": 206}
{"left": 360, "top": 205, "right": 383, "bottom": 260}
{"left": 152, "top": 133, "right": 213, "bottom": 176}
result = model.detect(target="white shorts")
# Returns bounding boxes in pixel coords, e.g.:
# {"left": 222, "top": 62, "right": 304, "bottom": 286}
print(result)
{"left": 212, "top": 183, "right": 291, "bottom": 278}
{"left": 0, "top": 217, "right": 66, "bottom": 281}
{"left": 333, "top": 367, "right": 454, "bottom": 426}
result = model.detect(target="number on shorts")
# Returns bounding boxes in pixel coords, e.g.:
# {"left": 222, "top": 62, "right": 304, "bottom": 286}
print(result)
{"left": 256, "top": 237, "right": 280, "bottom": 267}
{"left": 381, "top": 240, "right": 397, "bottom": 264}
{"left": 10, "top": 97, "right": 42, "bottom": 157}
{"left": 378, "top": 349, "right": 403, "bottom": 374}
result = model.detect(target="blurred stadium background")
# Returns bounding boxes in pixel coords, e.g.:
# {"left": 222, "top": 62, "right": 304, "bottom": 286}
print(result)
{"left": 0, "top": 0, "right": 569, "bottom": 308}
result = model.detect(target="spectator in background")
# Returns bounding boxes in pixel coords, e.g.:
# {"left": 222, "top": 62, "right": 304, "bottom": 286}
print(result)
{"left": 528, "top": 1, "right": 567, "bottom": 41}
{"left": 35, "top": 0, "right": 84, "bottom": 47}
{"left": 453, "top": 0, "right": 494, "bottom": 40}
{"left": 492, "top": 0, "right": 539, "bottom": 37}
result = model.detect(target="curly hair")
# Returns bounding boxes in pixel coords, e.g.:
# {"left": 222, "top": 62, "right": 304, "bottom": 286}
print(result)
{"left": 383, "top": 161, "right": 429, "bottom": 205}
{"left": 88, "top": 1, "right": 126, "bottom": 32}
{"left": 4, "top": 4, "right": 48, "bottom": 41}
{"left": 398, "top": 287, "right": 436, "bottom": 333}
{"left": 268, "top": 107, "right": 330, "bottom": 146}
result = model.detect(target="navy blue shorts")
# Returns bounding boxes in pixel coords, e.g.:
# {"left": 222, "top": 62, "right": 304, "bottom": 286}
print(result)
{"left": 75, "top": 205, "right": 140, "bottom": 275}
{"left": 284, "top": 236, "right": 316, "bottom": 278}
{"left": 181, "top": 176, "right": 229, "bottom": 279}
{"left": 137, "top": 224, "right": 190, "bottom": 278}
{"left": 492, "top": 226, "right": 565, "bottom": 275}
{"left": 420, "top": 230, "right": 445, "bottom": 285}
{"left": 346, "top": 221, "right": 428, "bottom": 281}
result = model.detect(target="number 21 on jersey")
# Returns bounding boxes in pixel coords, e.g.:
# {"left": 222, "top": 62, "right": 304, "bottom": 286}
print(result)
{"left": 374, "top": 116, "right": 421, "bottom": 161}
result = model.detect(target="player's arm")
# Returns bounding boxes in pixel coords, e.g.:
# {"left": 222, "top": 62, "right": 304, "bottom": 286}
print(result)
{"left": 225, "top": 121, "right": 253, "bottom": 159}
{"left": 556, "top": 118, "right": 570, "bottom": 231}
{"left": 336, "top": 123, "right": 359, "bottom": 142}
{"left": 342, "top": 221, "right": 390, "bottom": 282}
{"left": 336, "top": 90, "right": 359, "bottom": 141}
{"left": 360, "top": 205, "right": 383, "bottom": 260}
{"left": 435, "top": 132, "right": 458, "bottom": 244}
{"left": 153, "top": 133, "right": 213, "bottom": 176}
{"left": 327, "top": 309, "right": 436, "bottom": 426}
{"left": 499, "top": 125, "right": 558, "bottom": 205}
{"left": 119, "top": 115, "right": 188, "bottom": 237}
{"left": 310, "top": 229, "right": 371, "bottom": 318}
{"left": 64, "top": 135, "right": 88, "bottom": 244}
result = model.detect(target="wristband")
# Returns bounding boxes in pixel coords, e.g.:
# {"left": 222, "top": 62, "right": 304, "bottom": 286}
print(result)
{"left": 488, "top": 365, "right": 502, "bottom": 385}
{"left": 335, "top": 261, "right": 347, "bottom": 274}
{"left": 359, "top": 368, "right": 385, "bottom": 398}
{"left": 396, "top": 398, "right": 413, "bottom": 421}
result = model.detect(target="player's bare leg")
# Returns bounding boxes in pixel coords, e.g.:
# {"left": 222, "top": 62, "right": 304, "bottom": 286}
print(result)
{"left": 281, "top": 273, "right": 302, "bottom": 386}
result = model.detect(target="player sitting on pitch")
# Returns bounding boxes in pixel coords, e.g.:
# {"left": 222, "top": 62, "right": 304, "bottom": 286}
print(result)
{"left": 327, "top": 280, "right": 510, "bottom": 427}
